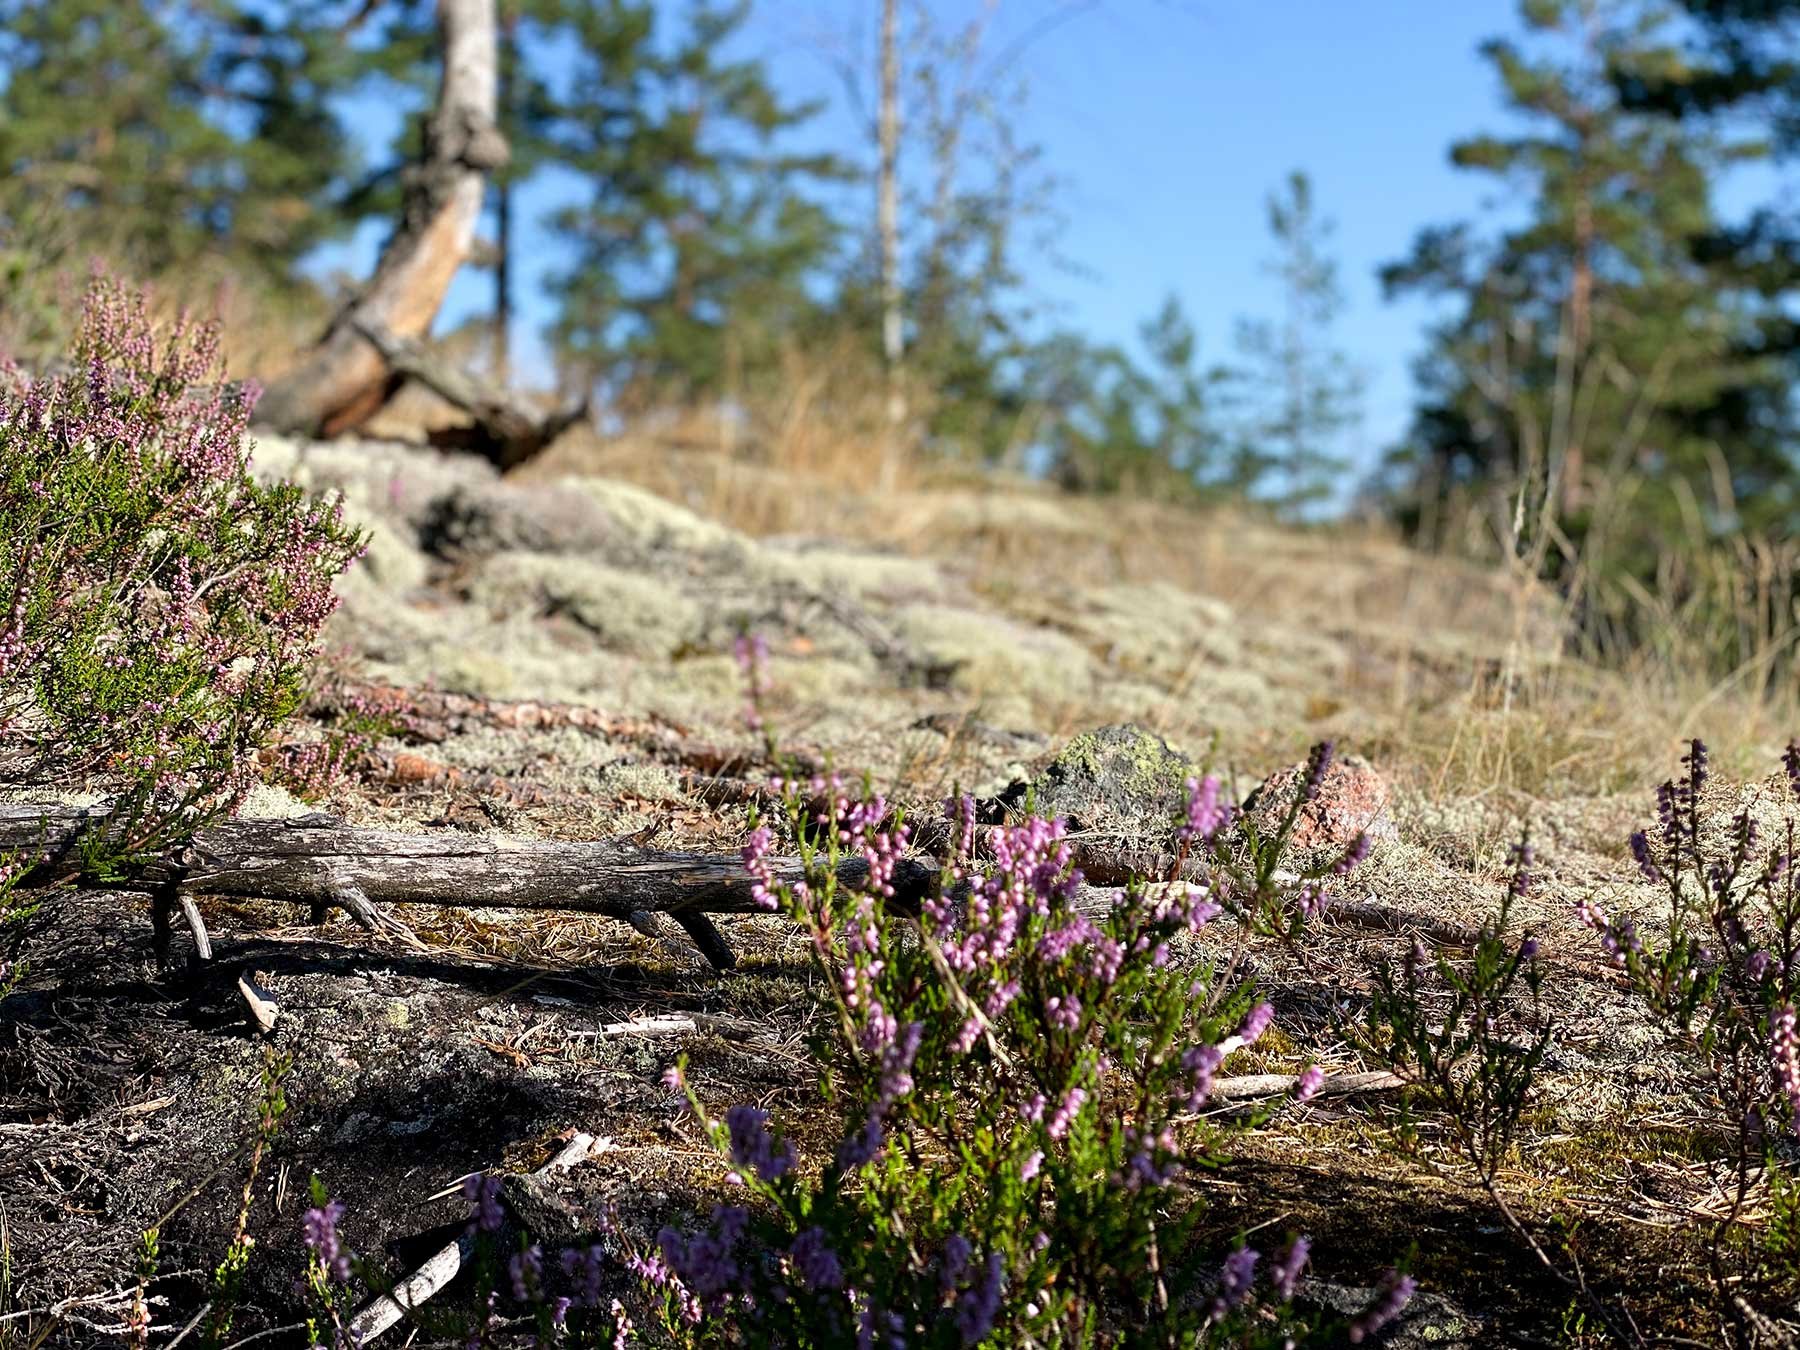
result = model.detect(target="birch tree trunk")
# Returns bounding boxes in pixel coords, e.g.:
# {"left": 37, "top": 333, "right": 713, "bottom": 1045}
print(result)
{"left": 877, "top": 0, "right": 905, "bottom": 434}
{"left": 254, "top": 0, "right": 507, "bottom": 438}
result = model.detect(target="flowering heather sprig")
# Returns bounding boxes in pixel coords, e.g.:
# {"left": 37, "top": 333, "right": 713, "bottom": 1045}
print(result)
{"left": 1683, "top": 738, "right": 1710, "bottom": 805}
{"left": 790, "top": 1227, "right": 844, "bottom": 1291}
{"left": 1270, "top": 1237, "right": 1311, "bottom": 1301}
{"left": 1302, "top": 740, "right": 1336, "bottom": 803}
{"left": 1179, "top": 774, "right": 1233, "bottom": 845}
{"left": 1773, "top": 1005, "right": 1800, "bottom": 1133}
{"left": 302, "top": 1200, "right": 351, "bottom": 1284}
{"left": 1209, "top": 1246, "right": 1259, "bottom": 1322}
{"left": 742, "top": 823, "right": 779, "bottom": 910}
{"left": 658, "top": 1206, "right": 748, "bottom": 1313}
{"left": 724, "top": 1105, "right": 796, "bottom": 1183}
{"left": 0, "top": 274, "right": 363, "bottom": 843}
{"left": 734, "top": 633, "right": 771, "bottom": 734}
{"left": 508, "top": 1245, "right": 544, "bottom": 1302}
{"left": 1349, "top": 1270, "right": 1416, "bottom": 1342}
{"left": 463, "top": 1173, "right": 504, "bottom": 1234}
{"left": 1295, "top": 1064, "right": 1325, "bottom": 1104}
{"left": 953, "top": 1251, "right": 1004, "bottom": 1346}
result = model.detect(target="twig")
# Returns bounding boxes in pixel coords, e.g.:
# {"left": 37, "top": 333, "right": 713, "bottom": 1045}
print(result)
{"left": 348, "top": 1133, "right": 599, "bottom": 1344}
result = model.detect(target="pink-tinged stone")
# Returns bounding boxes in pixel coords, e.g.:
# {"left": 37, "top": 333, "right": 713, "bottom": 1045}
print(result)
{"left": 1242, "top": 752, "right": 1397, "bottom": 865}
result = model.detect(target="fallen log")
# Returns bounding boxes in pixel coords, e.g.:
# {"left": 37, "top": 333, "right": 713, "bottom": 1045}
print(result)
{"left": 4, "top": 804, "right": 1469, "bottom": 978}
{"left": 0, "top": 803, "right": 935, "bottom": 972}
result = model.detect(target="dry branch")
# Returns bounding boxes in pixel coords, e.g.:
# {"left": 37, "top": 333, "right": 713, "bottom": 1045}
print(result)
{"left": 1, "top": 802, "right": 934, "bottom": 972}
{"left": 349, "top": 1132, "right": 601, "bottom": 1344}
{"left": 350, "top": 318, "right": 588, "bottom": 470}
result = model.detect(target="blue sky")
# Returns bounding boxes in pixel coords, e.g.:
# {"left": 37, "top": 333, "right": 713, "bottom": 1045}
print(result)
{"left": 318, "top": 0, "right": 1588, "bottom": 473}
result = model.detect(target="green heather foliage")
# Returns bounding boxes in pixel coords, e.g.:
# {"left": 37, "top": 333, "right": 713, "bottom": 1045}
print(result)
{"left": 0, "top": 277, "right": 364, "bottom": 846}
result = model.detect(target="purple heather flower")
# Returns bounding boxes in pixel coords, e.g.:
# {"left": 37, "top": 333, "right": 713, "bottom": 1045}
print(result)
{"left": 1335, "top": 832, "right": 1373, "bottom": 875}
{"left": 561, "top": 1245, "right": 606, "bottom": 1307}
{"left": 724, "top": 1104, "right": 795, "bottom": 1182}
{"left": 1019, "top": 1150, "right": 1043, "bottom": 1182}
{"left": 509, "top": 1245, "right": 543, "bottom": 1302}
{"left": 1183, "top": 1044, "right": 1225, "bottom": 1110}
{"left": 658, "top": 1206, "right": 748, "bottom": 1307}
{"left": 462, "top": 1173, "right": 504, "bottom": 1234}
{"left": 837, "top": 1113, "right": 885, "bottom": 1170}
{"left": 1349, "top": 1271, "right": 1416, "bottom": 1341}
{"left": 1773, "top": 1004, "right": 1800, "bottom": 1132}
{"left": 1519, "top": 936, "right": 1539, "bottom": 961}
{"left": 1302, "top": 741, "right": 1336, "bottom": 803}
{"left": 1683, "top": 739, "right": 1709, "bottom": 802}
{"left": 1270, "top": 1236, "right": 1311, "bottom": 1300}
{"left": 1295, "top": 1065, "right": 1325, "bottom": 1104}
{"left": 302, "top": 1199, "right": 351, "bottom": 1283}
{"left": 1212, "top": 1246, "right": 1258, "bottom": 1318}
{"left": 791, "top": 1227, "right": 843, "bottom": 1291}
{"left": 1180, "top": 775, "right": 1232, "bottom": 844}
{"left": 1046, "top": 1085, "right": 1087, "bottom": 1140}
{"left": 954, "top": 1252, "right": 1004, "bottom": 1346}
{"left": 1749, "top": 950, "right": 1774, "bottom": 981}
{"left": 1236, "top": 1001, "right": 1275, "bottom": 1046}
{"left": 940, "top": 1234, "right": 973, "bottom": 1292}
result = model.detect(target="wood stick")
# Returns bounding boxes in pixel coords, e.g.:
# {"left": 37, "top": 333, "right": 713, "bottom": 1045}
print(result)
{"left": 349, "top": 1133, "right": 598, "bottom": 1344}
{"left": 1211, "top": 1068, "right": 1404, "bottom": 1102}
{"left": 178, "top": 895, "right": 213, "bottom": 963}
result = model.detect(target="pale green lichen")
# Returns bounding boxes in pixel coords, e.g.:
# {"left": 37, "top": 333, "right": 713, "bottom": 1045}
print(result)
{"left": 470, "top": 553, "right": 702, "bottom": 659}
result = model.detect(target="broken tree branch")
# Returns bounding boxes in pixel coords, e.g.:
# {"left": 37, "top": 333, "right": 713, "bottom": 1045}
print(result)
{"left": 350, "top": 1132, "right": 599, "bottom": 1344}
{"left": 349, "top": 318, "right": 589, "bottom": 470}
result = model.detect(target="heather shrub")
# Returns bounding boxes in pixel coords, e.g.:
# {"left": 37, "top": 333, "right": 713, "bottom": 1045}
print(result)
{"left": 289, "top": 734, "right": 1417, "bottom": 1345}
{"left": 0, "top": 275, "right": 364, "bottom": 855}
{"left": 1578, "top": 740, "right": 1800, "bottom": 1330}
{"left": 644, "top": 760, "right": 1405, "bottom": 1346}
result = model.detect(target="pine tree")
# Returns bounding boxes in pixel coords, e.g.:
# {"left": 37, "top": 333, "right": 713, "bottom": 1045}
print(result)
{"left": 540, "top": 1, "right": 844, "bottom": 406}
{"left": 1027, "top": 295, "right": 1232, "bottom": 497}
{"left": 1618, "top": 0, "right": 1800, "bottom": 420}
{"left": 1234, "top": 171, "right": 1363, "bottom": 513}
{"left": 1382, "top": 0, "right": 1792, "bottom": 570}
{"left": 0, "top": 1, "right": 357, "bottom": 286}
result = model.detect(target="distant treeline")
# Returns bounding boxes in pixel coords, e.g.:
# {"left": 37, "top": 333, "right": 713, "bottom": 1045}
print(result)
{"left": 1, "top": 0, "right": 1798, "bottom": 562}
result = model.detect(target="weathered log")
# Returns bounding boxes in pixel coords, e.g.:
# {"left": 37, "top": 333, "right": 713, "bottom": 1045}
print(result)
{"left": 4, "top": 804, "right": 1458, "bottom": 978}
{"left": 0, "top": 803, "right": 936, "bottom": 935}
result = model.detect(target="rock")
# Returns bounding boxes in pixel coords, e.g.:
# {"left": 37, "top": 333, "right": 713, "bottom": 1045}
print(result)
{"left": 1001, "top": 723, "right": 1199, "bottom": 836}
{"left": 1242, "top": 749, "right": 1396, "bottom": 867}
{"left": 418, "top": 482, "right": 616, "bottom": 560}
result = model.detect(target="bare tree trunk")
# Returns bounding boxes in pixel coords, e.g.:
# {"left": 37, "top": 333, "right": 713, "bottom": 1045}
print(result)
{"left": 255, "top": 0, "right": 507, "bottom": 438}
{"left": 493, "top": 7, "right": 518, "bottom": 389}
{"left": 877, "top": 0, "right": 905, "bottom": 435}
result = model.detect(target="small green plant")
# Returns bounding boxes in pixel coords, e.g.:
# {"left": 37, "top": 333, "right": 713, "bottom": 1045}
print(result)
{"left": 1358, "top": 839, "right": 1549, "bottom": 1182}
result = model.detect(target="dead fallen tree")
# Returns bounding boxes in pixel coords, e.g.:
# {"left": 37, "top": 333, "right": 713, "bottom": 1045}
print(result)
{"left": 3, "top": 802, "right": 1469, "bottom": 975}
{"left": 0, "top": 802, "right": 938, "bottom": 972}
